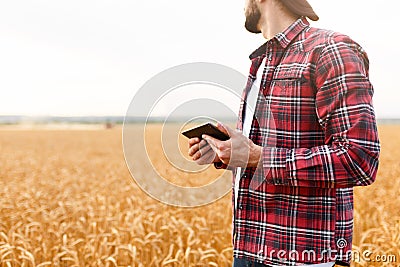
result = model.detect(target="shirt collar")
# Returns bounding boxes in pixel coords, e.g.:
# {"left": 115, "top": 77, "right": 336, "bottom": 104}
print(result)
{"left": 249, "top": 17, "right": 310, "bottom": 59}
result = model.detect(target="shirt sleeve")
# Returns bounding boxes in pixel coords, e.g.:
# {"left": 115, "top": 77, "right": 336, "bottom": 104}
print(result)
{"left": 261, "top": 35, "right": 380, "bottom": 188}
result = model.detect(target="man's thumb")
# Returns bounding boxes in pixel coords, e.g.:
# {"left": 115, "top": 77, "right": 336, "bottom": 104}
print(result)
{"left": 216, "top": 122, "right": 232, "bottom": 137}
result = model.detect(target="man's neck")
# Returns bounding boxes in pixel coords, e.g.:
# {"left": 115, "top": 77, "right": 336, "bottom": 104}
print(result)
{"left": 258, "top": 1, "right": 299, "bottom": 40}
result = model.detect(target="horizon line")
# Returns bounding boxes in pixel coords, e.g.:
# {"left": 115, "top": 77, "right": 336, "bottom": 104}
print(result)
{"left": 0, "top": 115, "right": 399, "bottom": 124}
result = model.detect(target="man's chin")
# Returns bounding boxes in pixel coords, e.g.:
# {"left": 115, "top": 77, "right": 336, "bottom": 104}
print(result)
{"left": 244, "top": 18, "right": 261, "bottom": 34}
{"left": 245, "top": 25, "right": 261, "bottom": 34}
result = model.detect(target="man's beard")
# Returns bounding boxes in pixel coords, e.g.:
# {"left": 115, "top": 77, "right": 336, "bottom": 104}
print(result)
{"left": 245, "top": 1, "right": 262, "bottom": 34}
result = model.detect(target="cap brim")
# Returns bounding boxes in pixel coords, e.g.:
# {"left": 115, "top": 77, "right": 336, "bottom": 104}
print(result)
{"left": 281, "top": 0, "right": 319, "bottom": 21}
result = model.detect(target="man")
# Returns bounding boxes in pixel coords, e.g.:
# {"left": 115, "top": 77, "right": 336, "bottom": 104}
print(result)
{"left": 188, "top": 0, "right": 380, "bottom": 266}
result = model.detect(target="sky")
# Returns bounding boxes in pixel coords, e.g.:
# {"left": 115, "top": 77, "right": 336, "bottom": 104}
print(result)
{"left": 0, "top": 0, "right": 399, "bottom": 118}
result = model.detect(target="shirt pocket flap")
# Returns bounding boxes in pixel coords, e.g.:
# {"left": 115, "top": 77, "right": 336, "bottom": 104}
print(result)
{"left": 273, "top": 67, "right": 303, "bottom": 80}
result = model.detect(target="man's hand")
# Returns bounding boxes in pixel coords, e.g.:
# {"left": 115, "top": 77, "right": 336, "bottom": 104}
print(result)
{"left": 202, "top": 123, "right": 262, "bottom": 168}
{"left": 188, "top": 137, "right": 221, "bottom": 165}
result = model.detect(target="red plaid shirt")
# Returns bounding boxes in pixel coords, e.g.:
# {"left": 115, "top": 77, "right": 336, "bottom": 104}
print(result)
{"left": 221, "top": 18, "right": 380, "bottom": 265}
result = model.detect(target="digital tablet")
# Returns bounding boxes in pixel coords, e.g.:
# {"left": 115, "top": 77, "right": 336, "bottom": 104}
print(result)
{"left": 181, "top": 123, "right": 230, "bottom": 141}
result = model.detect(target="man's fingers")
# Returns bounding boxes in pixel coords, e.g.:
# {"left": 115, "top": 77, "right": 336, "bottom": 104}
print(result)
{"left": 202, "top": 134, "right": 220, "bottom": 150}
{"left": 199, "top": 139, "right": 209, "bottom": 149}
{"left": 188, "top": 137, "right": 200, "bottom": 146}
{"left": 192, "top": 143, "right": 213, "bottom": 160}
{"left": 188, "top": 144, "right": 198, "bottom": 157}
{"left": 203, "top": 133, "right": 233, "bottom": 165}
{"left": 188, "top": 139, "right": 208, "bottom": 156}
{"left": 194, "top": 148, "right": 216, "bottom": 165}
{"left": 202, "top": 134, "right": 224, "bottom": 161}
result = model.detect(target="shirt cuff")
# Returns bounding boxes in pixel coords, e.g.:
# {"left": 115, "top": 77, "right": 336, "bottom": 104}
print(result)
{"left": 262, "top": 147, "right": 289, "bottom": 184}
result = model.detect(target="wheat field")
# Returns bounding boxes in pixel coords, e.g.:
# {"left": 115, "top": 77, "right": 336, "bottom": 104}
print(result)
{"left": 0, "top": 124, "right": 399, "bottom": 267}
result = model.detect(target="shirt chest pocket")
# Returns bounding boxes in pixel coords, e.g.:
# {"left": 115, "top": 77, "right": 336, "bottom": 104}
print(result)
{"left": 271, "top": 68, "right": 306, "bottom": 97}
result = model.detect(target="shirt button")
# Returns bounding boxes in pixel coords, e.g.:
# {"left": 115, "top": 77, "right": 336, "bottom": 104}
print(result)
{"left": 239, "top": 205, "right": 243, "bottom": 210}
